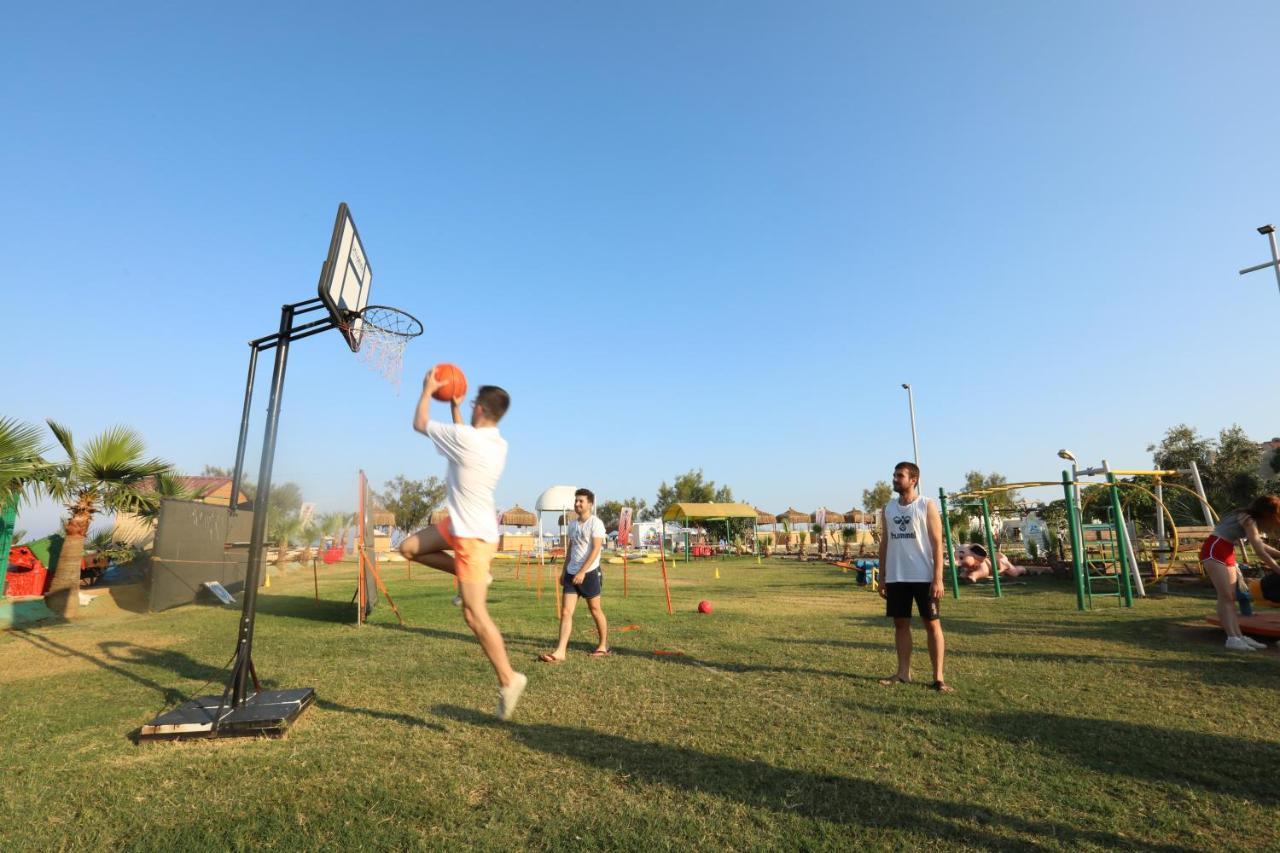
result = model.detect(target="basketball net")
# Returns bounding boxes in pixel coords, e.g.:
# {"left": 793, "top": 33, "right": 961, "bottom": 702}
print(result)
{"left": 346, "top": 306, "right": 423, "bottom": 392}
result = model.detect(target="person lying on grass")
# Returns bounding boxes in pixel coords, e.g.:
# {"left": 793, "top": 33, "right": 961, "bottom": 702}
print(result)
{"left": 955, "top": 544, "right": 1050, "bottom": 583}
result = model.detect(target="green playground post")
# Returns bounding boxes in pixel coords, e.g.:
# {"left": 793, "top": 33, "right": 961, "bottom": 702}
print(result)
{"left": 1107, "top": 473, "right": 1135, "bottom": 607}
{"left": 981, "top": 498, "right": 1004, "bottom": 598}
{"left": 1062, "top": 471, "right": 1086, "bottom": 610}
{"left": 0, "top": 495, "right": 16, "bottom": 594}
{"left": 939, "top": 489, "right": 960, "bottom": 599}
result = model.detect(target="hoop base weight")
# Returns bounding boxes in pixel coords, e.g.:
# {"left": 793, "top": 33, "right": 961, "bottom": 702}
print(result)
{"left": 140, "top": 688, "right": 315, "bottom": 740}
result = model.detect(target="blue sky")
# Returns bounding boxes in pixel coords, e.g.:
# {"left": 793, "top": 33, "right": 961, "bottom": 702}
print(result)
{"left": 8, "top": 3, "right": 1280, "bottom": 536}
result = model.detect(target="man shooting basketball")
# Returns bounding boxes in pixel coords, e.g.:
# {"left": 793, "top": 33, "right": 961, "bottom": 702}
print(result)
{"left": 400, "top": 371, "right": 527, "bottom": 720}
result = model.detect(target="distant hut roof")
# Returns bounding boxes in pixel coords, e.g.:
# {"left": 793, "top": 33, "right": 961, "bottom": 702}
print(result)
{"left": 501, "top": 505, "right": 536, "bottom": 527}
{"left": 775, "top": 507, "right": 810, "bottom": 525}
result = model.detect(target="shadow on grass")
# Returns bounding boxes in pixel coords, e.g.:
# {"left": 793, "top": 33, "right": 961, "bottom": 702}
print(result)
{"left": 431, "top": 704, "right": 1190, "bottom": 850}
{"left": 844, "top": 698, "right": 1280, "bottom": 806}
{"left": 772, "top": 635, "right": 1277, "bottom": 688}
{"left": 12, "top": 630, "right": 442, "bottom": 734}
{"left": 313, "top": 698, "right": 443, "bottom": 730}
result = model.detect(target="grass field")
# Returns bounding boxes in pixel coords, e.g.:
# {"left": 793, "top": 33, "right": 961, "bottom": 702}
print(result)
{"left": 2, "top": 557, "right": 1278, "bottom": 851}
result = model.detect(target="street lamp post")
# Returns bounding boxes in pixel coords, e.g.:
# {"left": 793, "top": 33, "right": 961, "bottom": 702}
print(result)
{"left": 902, "top": 383, "right": 919, "bottom": 467}
{"left": 1237, "top": 224, "right": 1280, "bottom": 297}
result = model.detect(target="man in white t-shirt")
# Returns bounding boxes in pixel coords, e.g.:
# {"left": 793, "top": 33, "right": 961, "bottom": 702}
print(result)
{"left": 399, "top": 372, "right": 527, "bottom": 720}
{"left": 877, "top": 461, "right": 952, "bottom": 693}
{"left": 538, "top": 488, "right": 610, "bottom": 662}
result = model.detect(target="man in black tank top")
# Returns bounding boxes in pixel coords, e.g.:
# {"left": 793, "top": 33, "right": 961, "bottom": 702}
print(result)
{"left": 877, "top": 461, "right": 953, "bottom": 693}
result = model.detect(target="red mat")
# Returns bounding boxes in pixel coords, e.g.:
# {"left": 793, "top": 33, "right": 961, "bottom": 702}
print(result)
{"left": 1206, "top": 612, "right": 1280, "bottom": 637}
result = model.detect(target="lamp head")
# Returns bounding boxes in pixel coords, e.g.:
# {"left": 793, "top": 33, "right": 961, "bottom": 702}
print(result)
{"left": 1057, "top": 449, "right": 1076, "bottom": 462}
{"left": 1259, "top": 224, "right": 1276, "bottom": 235}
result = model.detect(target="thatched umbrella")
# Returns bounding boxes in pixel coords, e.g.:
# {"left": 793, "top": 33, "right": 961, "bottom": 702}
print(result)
{"left": 811, "top": 507, "right": 843, "bottom": 554}
{"left": 844, "top": 508, "right": 866, "bottom": 525}
{"left": 754, "top": 507, "right": 776, "bottom": 552}
{"left": 500, "top": 505, "right": 536, "bottom": 527}
{"left": 775, "top": 507, "right": 809, "bottom": 553}
{"left": 775, "top": 507, "right": 809, "bottom": 525}
{"left": 429, "top": 507, "right": 450, "bottom": 526}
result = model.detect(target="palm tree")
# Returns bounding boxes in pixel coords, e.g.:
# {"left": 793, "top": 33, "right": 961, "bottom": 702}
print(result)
{"left": 133, "top": 473, "right": 206, "bottom": 522}
{"left": 269, "top": 514, "right": 303, "bottom": 565}
{"left": 42, "top": 421, "right": 173, "bottom": 618}
{"left": 316, "top": 512, "right": 347, "bottom": 552}
{"left": 0, "top": 417, "right": 49, "bottom": 508}
{"left": 0, "top": 417, "right": 48, "bottom": 563}
{"left": 297, "top": 522, "right": 321, "bottom": 564}
{"left": 841, "top": 526, "right": 858, "bottom": 558}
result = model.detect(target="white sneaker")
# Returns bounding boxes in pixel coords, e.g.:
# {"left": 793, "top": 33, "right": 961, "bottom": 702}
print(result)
{"left": 496, "top": 672, "right": 528, "bottom": 721}
{"left": 452, "top": 594, "right": 462, "bottom": 606}
{"left": 1225, "top": 636, "right": 1256, "bottom": 652}
{"left": 1242, "top": 636, "right": 1267, "bottom": 649}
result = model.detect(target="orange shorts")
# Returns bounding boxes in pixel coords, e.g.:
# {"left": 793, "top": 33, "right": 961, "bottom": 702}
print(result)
{"left": 438, "top": 518, "right": 496, "bottom": 585}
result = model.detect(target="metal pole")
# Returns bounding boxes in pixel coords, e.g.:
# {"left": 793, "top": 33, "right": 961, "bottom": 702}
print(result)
{"left": 902, "top": 383, "right": 919, "bottom": 466}
{"left": 1102, "top": 460, "right": 1145, "bottom": 598}
{"left": 1186, "top": 461, "right": 1216, "bottom": 525}
{"left": 230, "top": 344, "right": 259, "bottom": 515}
{"left": 981, "top": 498, "right": 1003, "bottom": 598}
{"left": 1106, "top": 471, "right": 1135, "bottom": 607}
{"left": 1237, "top": 224, "right": 1280, "bottom": 297}
{"left": 939, "top": 490, "right": 959, "bottom": 599}
{"left": 1062, "top": 471, "right": 1086, "bottom": 610}
{"left": 1267, "top": 229, "right": 1280, "bottom": 296}
{"left": 230, "top": 302, "right": 295, "bottom": 705}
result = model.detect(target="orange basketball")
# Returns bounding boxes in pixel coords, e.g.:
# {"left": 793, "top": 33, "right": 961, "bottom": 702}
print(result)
{"left": 430, "top": 363, "right": 468, "bottom": 402}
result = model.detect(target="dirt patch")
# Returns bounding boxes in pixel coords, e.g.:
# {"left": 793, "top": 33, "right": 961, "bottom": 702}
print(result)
{"left": 1166, "top": 619, "right": 1225, "bottom": 648}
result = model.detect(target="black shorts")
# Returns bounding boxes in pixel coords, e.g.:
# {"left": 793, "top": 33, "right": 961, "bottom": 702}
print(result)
{"left": 561, "top": 569, "right": 603, "bottom": 598}
{"left": 885, "top": 582, "right": 940, "bottom": 621}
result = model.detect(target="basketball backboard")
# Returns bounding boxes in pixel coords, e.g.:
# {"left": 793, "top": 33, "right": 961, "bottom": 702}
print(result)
{"left": 317, "top": 203, "right": 373, "bottom": 352}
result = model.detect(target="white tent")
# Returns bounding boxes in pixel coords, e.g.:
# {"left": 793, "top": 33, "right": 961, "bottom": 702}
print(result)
{"left": 534, "top": 485, "right": 578, "bottom": 556}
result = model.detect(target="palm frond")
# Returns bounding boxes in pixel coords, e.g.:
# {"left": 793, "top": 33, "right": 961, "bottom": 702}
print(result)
{"left": 0, "top": 417, "right": 50, "bottom": 507}
{"left": 46, "top": 420, "right": 76, "bottom": 463}
{"left": 79, "top": 426, "right": 150, "bottom": 477}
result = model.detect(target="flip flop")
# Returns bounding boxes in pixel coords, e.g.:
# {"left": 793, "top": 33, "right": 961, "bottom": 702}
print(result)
{"left": 588, "top": 648, "right": 613, "bottom": 657}
{"left": 536, "top": 653, "right": 564, "bottom": 664}
{"left": 931, "top": 680, "right": 955, "bottom": 693}
{"left": 877, "top": 675, "right": 911, "bottom": 686}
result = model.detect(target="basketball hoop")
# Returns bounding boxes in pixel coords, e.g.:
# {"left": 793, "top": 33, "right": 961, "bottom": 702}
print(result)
{"left": 341, "top": 305, "right": 423, "bottom": 390}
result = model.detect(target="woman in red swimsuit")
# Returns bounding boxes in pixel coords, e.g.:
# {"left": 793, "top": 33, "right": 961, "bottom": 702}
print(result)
{"left": 1199, "top": 495, "right": 1280, "bottom": 651}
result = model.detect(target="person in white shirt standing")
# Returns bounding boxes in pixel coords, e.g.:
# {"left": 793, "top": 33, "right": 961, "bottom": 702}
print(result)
{"left": 538, "top": 488, "right": 610, "bottom": 662}
{"left": 877, "top": 461, "right": 953, "bottom": 693}
{"left": 399, "top": 371, "right": 527, "bottom": 720}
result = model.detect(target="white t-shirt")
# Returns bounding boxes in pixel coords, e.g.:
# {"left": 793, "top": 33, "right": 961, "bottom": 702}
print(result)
{"left": 425, "top": 421, "right": 507, "bottom": 542}
{"left": 566, "top": 515, "right": 606, "bottom": 575}
{"left": 883, "top": 496, "right": 936, "bottom": 583}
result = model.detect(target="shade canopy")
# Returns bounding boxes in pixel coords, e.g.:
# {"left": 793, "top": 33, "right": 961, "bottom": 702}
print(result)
{"left": 754, "top": 507, "right": 776, "bottom": 525}
{"left": 535, "top": 485, "right": 578, "bottom": 513}
{"left": 500, "top": 505, "right": 536, "bottom": 526}
{"left": 661, "top": 502, "right": 760, "bottom": 522}
{"left": 845, "top": 508, "right": 868, "bottom": 524}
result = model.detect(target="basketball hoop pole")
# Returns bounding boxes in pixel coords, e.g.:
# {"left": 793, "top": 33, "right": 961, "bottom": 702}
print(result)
{"left": 230, "top": 298, "right": 335, "bottom": 513}
{"left": 227, "top": 297, "right": 344, "bottom": 705}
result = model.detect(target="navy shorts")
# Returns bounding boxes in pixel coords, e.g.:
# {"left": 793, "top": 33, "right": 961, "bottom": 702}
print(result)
{"left": 561, "top": 569, "right": 603, "bottom": 598}
{"left": 885, "top": 582, "right": 940, "bottom": 621}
